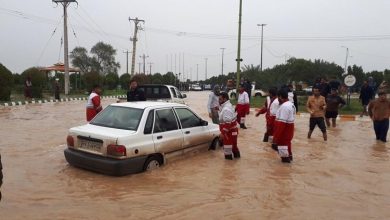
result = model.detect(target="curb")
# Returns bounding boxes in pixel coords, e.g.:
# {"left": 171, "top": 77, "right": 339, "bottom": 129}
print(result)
{"left": 0, "top": 95, "right": 126, "bottom": 107}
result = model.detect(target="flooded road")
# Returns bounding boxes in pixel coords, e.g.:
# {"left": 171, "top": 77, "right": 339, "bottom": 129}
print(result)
{"left": 0, "top": 91, "right": 389, "bottom": 219}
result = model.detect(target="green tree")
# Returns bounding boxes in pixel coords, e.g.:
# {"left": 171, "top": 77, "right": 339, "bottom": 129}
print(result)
{"left": 104, "top": 72, "right": 119, "bottom": 90}
{"left": 90, "top": 42, "right": 120, "bottom": 75}
{"left": 83, "top": 71, "right": 103, "bottom": 92}
{"left": 0, "top": 63, "right": 13, "bottom": 101}
{"left": 70, "top": 47, "right": 91, "bottom": 74}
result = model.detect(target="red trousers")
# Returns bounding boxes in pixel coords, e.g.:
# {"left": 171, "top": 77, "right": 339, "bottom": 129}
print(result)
{"left": 236, "top": 104, "right": 249, "bottom": 124}
{"left": 220, "top": 122, "right": 239, "bottom": 156}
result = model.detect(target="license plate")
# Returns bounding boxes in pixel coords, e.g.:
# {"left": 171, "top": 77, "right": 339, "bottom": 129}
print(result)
{"left": 78, "top": 139, "right": 102, "bottom": 152}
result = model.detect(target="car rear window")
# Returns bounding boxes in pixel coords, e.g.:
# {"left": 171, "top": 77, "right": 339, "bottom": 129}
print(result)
{"left": 138, "top": 86, "right": 171, "bottom": 99}
{"left": 90, "top": 106, "right": 143, "bottom": 130}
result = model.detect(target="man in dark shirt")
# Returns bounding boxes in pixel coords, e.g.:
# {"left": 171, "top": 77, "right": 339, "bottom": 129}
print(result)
{"left": 325, "top": 88, "right": 346, "bottom": 127}
{"left": 127, "top": 79, "right": 146, "bottom": 102}
{"left": 318, "top": 78, "right": 331, "bottom": 97}
{"left": 359, "top": 80, "right": 374, "bottom": 117}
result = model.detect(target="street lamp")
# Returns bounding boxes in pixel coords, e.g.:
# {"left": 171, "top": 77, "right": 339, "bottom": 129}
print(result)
{"left": 257, "top": 23, "right": 266, "bottom": 72}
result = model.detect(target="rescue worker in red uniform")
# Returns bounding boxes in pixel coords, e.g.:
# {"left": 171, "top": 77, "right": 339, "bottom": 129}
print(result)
{"left": 256, "top": 87, "right": 278, "bottom": 142}
{"left": 236, "top": 84, "right": 250, "bottom": 129}
{"left": 86, "top": 85, "right": 103, "bottom": 122}
{"left": 219, "top": 92, "right": 240, "bottom": 160}
{"left": 273, "top": 89, "right": 296, "bottom": 163}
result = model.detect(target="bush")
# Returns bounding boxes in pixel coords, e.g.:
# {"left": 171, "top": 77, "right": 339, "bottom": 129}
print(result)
{"left": 105, "top": 72, "right": 119, "bottom": 90}
{"left": 0, "top": 63, "right": 13, "bottom": 101}
{"left": 119, "top": 73, "right": 131, "bottom": 90}
{"left": 21, "top": 67, "right": 46, "bottom": 98}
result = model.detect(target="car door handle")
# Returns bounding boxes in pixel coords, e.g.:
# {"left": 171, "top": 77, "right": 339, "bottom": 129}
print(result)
{"left": 185, "top": 131, "right": 190, "bottom": 134}
{"left": 157, "top": 136, "right": 163, "bottom": 139}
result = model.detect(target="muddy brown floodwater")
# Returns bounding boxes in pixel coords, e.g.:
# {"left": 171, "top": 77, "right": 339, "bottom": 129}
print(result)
{"left": 0, "top": 91, "right": 389, "bottom": 220}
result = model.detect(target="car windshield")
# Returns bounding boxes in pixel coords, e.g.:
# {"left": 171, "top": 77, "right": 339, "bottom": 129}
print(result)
{"left": 90, "top": 106, "right": 144, "bottom": 130}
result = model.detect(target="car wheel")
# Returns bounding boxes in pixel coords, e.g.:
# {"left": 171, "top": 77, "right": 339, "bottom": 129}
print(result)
{"left": 230, "top": 93, "right": 236, "bottom": 99}
{"left": 143, "top": 155, "right": 162, "bottom": 171}
{"left": 209, "top": 137, "right": 222, "bottom": 150}
{"left": 255, "top": 93, "right": 261, "bottom": 97}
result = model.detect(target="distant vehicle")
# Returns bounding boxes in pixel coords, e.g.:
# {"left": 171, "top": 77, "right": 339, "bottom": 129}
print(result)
{"left": 64, "top": 102, "right": 220, "bottom": 176}
{"left": 190, "top": 84, "right": 202, "bottom": 91}
{"left": 120, "top": 84, "right": 187, "bottom": 104}
{"left": 204, "top": 84, "right": 212, "bottom": 90}
{"left": 228, "top": 84, "right": 268, "bottom": 99}
{"left": 303, "top": 86, "right": 313, "bottom": 95}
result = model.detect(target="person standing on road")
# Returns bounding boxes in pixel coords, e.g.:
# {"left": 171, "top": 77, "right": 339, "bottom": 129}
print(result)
{"left": 307, "top": 87, "right": 327, "bottom": 141}
{"left": 325, "top": 88, "right": 346, "bottom": 127}
{"left": 318, "top": 78, "right": 331, "bottom": 98}
{"left": 218, "top": 92, "right": 240, "bottom": 160}
{"left": 243, "top": 79, "right": 252, "bottom": 100}
{"left": 273, "top": 89, "right": 296, "bottom": 163}
{"left": 24, "top": 76, "right": 33, "bottom": 101}
{"left": 207, "top": 85, "right": 221, "bottom": 124}
{"left": 236, "top": 84, "right": 250, "bottom": 129}
{"left": 368, "top": 91, "right": 390, "bottom": 142}
{"left": 54, "top": 79, "right": 61, "bottom": 100}
{"left": 86, "top": 85, "right": 103, "bottom": 122}
{"left": 359, "top": 80, "right": 375, "bottom": 117}
{"left": 256, "top": 87, "right": 278, "bottom": 142}
{"left": 127, "top": 79, "right": 146, "bottom": 102}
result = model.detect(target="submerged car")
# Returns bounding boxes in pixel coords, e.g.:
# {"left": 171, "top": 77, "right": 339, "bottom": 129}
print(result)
{"left": 64, "top": 102, "right": 220, "bottom": 176}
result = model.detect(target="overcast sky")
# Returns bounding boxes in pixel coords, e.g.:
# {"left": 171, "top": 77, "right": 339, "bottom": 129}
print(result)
{"left": 1, "top": 0, "right": 389, "bottom": 80}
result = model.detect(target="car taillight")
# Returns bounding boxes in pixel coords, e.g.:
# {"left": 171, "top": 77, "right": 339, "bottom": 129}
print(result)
{"left": 67, "top": 135, "right": 74, "bottom": 147}
{"left": 107, "top": 144, "right": 126, "bottom": 157}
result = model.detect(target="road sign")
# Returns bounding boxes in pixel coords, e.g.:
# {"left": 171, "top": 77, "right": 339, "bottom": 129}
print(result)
{"left": 344, "top": 75, "right": 356, "bottom": 87}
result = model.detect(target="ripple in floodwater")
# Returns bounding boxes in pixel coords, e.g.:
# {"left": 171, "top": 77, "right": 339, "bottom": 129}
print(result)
{"left": 0, "top": 93, "right": 389, "bottom": 220}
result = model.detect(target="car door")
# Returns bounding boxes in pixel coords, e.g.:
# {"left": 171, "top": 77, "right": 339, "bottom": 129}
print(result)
{"left": 152, "top": 108, "right": 183, "bottom": 154}
{"left": 174, "top": 107, "right": 212, "bottom": 150}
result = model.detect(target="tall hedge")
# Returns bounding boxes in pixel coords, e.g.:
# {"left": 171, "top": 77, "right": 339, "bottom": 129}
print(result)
{"left": 21, "top": 67, "right": 46, "bottom": 98}
{"left": 0, "top": 63, "right": 13, "bottom": 101}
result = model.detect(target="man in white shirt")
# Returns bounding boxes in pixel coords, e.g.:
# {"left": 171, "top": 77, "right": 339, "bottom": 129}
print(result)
{"left": 236, "top": 84, "right": 250, "bottom": 129}
{"left": 207, "top": 85, "right": 221, "bottom": 124}
{"left": 219, "top": 92, "right": 240, "bottom": 160}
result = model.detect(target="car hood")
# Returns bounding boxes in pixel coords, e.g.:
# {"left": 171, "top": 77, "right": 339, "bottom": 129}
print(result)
{"left": 69, "top": 124, "right": 136, "bottom": 140}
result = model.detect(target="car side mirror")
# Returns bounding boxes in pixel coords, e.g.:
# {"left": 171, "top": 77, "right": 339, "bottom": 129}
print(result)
{"left": 181, "top": 94, "right": 187, "bottom": 99}
{"left": 200, "top": 120, "right": 208, "bottom": 126}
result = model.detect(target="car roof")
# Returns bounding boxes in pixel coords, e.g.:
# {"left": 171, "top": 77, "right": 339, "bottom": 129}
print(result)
{"left": 110, "top": 101, "right": 187, "bottom": 109}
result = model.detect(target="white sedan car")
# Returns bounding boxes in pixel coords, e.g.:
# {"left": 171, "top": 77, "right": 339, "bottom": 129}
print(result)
{"left": 64, "top": 102, "right": 220, "bottom": 176}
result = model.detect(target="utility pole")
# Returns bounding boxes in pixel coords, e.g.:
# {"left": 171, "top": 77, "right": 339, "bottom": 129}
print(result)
{"left": 196, "top": 64, "right": 199, "bottom": 82}
{"left": 129, "top": 17, "right": 145, "bottom": 76}
{"left": 182, "top": 53, "right": 185, "bottom": 82}
{"left": 205, "top": 58, "right": 208, "bottom": 80}
{"left": 148, "top": 62, "right": 153, "bottom": 75}
{"left": 175, "top": 54, "right": 177, "bottom": 75}
{"left": 140, "top": 54, "right": 149, "bottom": 74}
{"left": 236, "top": 0, "right": 243, "bottom": 92}
{"left": 170, "top": 54, "right": 173, "bottom": 73}
{"left": 123, "top": 50, "right": 130, "bottom": 74}
{"left": 257, "top": 24, "right": 266, "bottom": 72}
{"left": 138, "top": 62, "right": 142, "bottom": 74}
{"left": 342, "top": 46, "right": 349, "bottom": 75}
{"left": 220, "top": 48, "right": 225, "bottom": 76}
{"left": 52, "top": 0, "right": 77, "bottom": 95}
